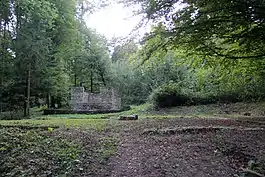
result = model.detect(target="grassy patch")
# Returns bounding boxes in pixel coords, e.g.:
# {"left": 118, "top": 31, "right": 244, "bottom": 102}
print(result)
{"left": 139, "top": 101, "right": 265, "bottom": 119}
{"left": 120, "top": 103, "right": 152, "bottom": 115}
{"left": 41, "top": 113, "right": 115, "bottom": 119}
{"left": 0, "top": 127, "right": 81, "bottom": 177}
{"left": 34, "top": 103, "right": 152, "bottom": 120}
{"left": 0, "top": 118, "right": 107, "bottom": 131}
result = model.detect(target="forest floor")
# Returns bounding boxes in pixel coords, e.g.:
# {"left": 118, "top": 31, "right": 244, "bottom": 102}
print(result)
{"left": 1, "top": 102, "right": 265, "bottom": 177}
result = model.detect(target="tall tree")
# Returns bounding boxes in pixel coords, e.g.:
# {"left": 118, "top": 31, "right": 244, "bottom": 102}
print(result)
{"left": 0, "top": 0, "right": 113, "bottom": 117}
{"left": 13, "top": 0, "right": 58, "bottom": 116}
{"left": 123, "top": 0, "right": 265, "bottom": 59}
{"left": 111, "top": 40, "right": 139, "bottom": 62}
{"left": 71, "top": 26, "right": 111, "bottom": 92}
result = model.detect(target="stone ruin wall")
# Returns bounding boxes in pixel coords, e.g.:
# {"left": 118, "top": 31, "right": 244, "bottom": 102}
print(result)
{"left": 70, "top": 87, "right": 121, "bottom": 111}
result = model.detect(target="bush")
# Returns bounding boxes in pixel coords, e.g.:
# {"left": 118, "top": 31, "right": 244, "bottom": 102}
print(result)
{"left": 192, "top": 91, "right": 242, "bottom": 105}
{"left": 149, "top": 83, "right": 192, "bottom": 108}
{"left": 149, "top": 82, "right": 246, "bottom": 108}
{"left": 0, "top": 111, "right": 24, "bottom": 120}
{"left": 192, "top": 95, "right": 217, "bottom": 105}
{"left": 217, "top": 92, "right": 240, "bottom": 103}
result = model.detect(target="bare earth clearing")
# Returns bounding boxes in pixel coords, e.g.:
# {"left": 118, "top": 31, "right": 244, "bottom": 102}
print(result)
{"left": 104, "top": 118, "right": 265, "bottom": 177}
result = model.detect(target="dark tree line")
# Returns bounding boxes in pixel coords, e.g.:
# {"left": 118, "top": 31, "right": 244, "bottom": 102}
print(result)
{"left": 0, "top": 0, "right": 111, "bottom": 117}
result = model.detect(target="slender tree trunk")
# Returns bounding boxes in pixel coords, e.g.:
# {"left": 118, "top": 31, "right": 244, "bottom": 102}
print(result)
{"left": 90, "top": 69, "right": 93, "bottom": 92}
{"left": 74, "top": 73, "right": 77, "bottom": 87}
{"left": 100, "top": 72, "right": 106, "bottom": 86}
{"left": 23, "top": 99, "right": 27, "bottom": 117}
{"left": 51, "top": 96, "right": 55, "bottom": 108}
{"left": 25, "top": 65, "right": 31, "bottom": 117}
{"left": 74, "top": 58, "right": 77, "bottom": 87}
{"left": 46, "top": 93, "right": 50, "bottom": 108}
{"left": 1, "top": 20, "right": 7, "bottom": 87}
{"left": 0, "top": 22, "right": 2, "bottom": 88}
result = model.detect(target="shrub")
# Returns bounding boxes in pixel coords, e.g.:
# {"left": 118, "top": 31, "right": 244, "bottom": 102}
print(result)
{"left": 192, "top": 92, "right": 240, "bottom": 105}
{"left": 149, "top": 82, "right": 245, "bottom": 108}
{"left": 192, "top": 95, "right": 217, "bottom": 105}
{"left": 217, "top": 92, "right": 240, "bottom": 103}
{"left": 149, "top": 82, "right": 192, "bottom": 108}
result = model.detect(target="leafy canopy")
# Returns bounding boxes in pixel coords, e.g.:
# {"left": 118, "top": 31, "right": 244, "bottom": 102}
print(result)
{"left": 124, "top": 0, "right": 265, "bottom": 59}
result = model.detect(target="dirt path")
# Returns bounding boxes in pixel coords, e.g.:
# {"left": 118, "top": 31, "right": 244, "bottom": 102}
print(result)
{"left": 105, "top": 118, "right": 265, "bottom": 177}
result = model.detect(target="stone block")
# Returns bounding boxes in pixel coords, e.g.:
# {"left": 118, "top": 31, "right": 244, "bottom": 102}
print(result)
{"left": 119, "top": 115, "right": 138, "bottom": 120}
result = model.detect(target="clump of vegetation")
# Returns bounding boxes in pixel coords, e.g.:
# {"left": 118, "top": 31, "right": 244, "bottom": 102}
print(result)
{"left": 0, "top": 127, "right": 81, "bottom": 176}
{"left": 149, "top": 82, "right": 192, "bottom": 108}
{"left": 149, "top": 82, "right": 242, "bottom": 108}
{"left": 0, "top": 111, "right": 25, "bottom": 120}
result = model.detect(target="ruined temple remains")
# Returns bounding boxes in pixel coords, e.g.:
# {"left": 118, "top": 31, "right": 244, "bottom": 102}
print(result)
{"left": 70, "top": 87, "right": 121, "bottom": 111}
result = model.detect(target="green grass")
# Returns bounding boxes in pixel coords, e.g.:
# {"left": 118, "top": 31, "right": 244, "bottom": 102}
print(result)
{"left": 36, "top": 103, "right": 153, "bottom": 120}
{"left": 0, "top": 118, "right": 107, "bottom": 131}
{"left": 121, "top": 103, "right": 152, "bottom": 115}
{"left": 42, "top": 113, "right": 114, "bottom": 119}
{"left": 2, "top": 101, "right": 265, "bottom": 130}
{"left": 0, "top": 104, "right": 153, "bottom": 131}
{"left": 139, "top": 101, "right": 265, "bottom": 119}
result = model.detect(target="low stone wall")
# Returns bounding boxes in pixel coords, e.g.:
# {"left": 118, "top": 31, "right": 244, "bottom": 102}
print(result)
{"left": 43, "top": 109, "right": 123, "bottom": 115}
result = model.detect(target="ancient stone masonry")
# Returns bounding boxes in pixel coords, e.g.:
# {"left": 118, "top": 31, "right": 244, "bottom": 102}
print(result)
{"left": 70, "top": 87, "right": 121, "bottom": 111}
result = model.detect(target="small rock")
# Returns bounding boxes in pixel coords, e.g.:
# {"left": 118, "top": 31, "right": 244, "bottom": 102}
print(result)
{"left": 119, "top": 115, "right": 138, "bottom": 120}
{"left": 100, "top": 116, "right": 109, "bottom": 119}
{"left": 74, "top": 160, "right": 81, "bottom": 163}
{"left": 154, "top": 164, "right": 160, "bottom": 168}
{"left": 173, "top": 164, "right": 180, "bottom": 168}
{"left": 243, "top": 112, "right": 251, "bottom": 116}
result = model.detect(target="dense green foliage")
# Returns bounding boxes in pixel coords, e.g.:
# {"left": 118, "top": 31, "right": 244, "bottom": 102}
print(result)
{"left": 112, "top": 0, "right": 265, "bottom": 108}
{"left": 110, "top": 35, "right": 265, "bottom": 107}
{"left": 0, "top": 0, "right": 112, "bottom": 116}
{"left": 2, "top": 0, "right": 265, "bottom": 115}
{"left": 150, "top": 82, "right": 191, "bottom": 108}
{"left": 124, "top": 0, "right": 265, "bottom": 59}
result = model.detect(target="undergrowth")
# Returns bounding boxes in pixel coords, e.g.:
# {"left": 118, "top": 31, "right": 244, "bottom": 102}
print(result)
{"left": 0, "top": 128, "right": 81, "bottom": 176}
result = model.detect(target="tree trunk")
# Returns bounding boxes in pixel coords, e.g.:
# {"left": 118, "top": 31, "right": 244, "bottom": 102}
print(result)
{"left": 74, "top": 72, "right": 77, "bottom": 87}
{"left": 46, "top": 93, "right": 50, "bottom": 108}
{"left": 90, "top": 69, "right": 93, "bottom": 92}
{"left": 51, "top": 96, "right": 55, "bottom": 108}
{"left": 23, "top": 99, "right": 27, "bottom": 117}
{"left": 74, "top": 58, "right": 77, "bottom": 87}
{"left": 100, "top": 72, "right": 106, "bottom": 86}
{"left": 26, "top": 65, "right": 31, "bottom": 117}
{"left": 0, "top": 20, "right": 8, "bottom": 87}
